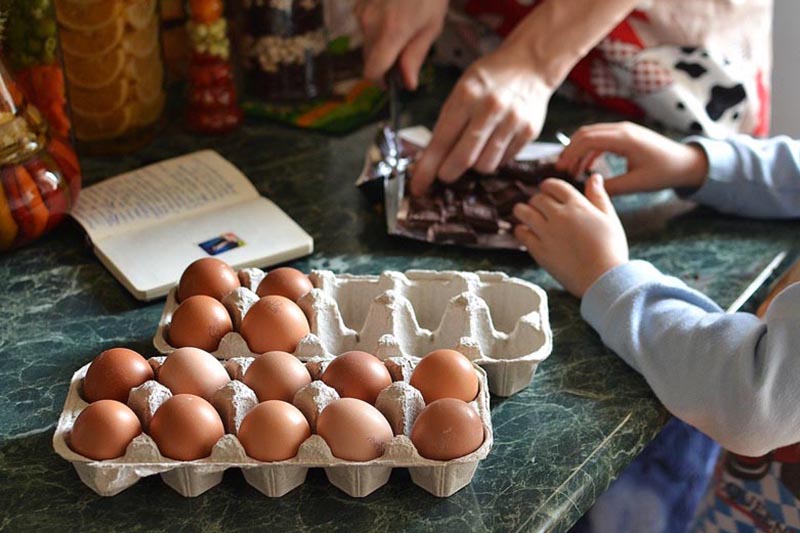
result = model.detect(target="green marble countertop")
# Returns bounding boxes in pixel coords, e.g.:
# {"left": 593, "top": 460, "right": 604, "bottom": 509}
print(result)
{"left": 2, "top": 84, "right": 798, "bottom": 532}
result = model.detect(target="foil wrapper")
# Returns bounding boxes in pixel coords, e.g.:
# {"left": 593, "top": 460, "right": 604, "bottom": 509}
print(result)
{"left": 357, "top": 124, "right": 611, "bottom": 250}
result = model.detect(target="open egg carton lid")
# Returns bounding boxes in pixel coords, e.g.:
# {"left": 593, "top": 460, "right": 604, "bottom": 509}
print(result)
{"left": 53, "top": 353, "right": 493, "bottom": 499}
{"left": 154, "top": 269, "right": 552, "bottom": 397}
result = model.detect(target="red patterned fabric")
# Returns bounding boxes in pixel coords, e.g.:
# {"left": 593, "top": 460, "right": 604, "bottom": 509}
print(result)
{"left": 459, "top": 0, "right": 771, "bottom": 136}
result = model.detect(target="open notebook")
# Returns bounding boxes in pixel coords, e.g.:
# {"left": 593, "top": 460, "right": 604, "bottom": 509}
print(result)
{"left": 71, "top": 150, "right": 313, "bottom": 301}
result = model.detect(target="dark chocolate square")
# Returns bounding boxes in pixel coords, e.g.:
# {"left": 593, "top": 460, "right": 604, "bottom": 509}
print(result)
{"left": 503, "top": 160, "right": 574, "bottom": 185}
{"left": 409, "top": 196, "right": 440, "bottom": 212}
{"left": 405, "top": 196, "right": 443, "bottom": 229}
{"left": 428, "top": 223, "right": 477, "bottom": 244}
{"left": 449, "top": 176, "right": 477, "bottom": 195}
{"left": 489, "top": 186, "right": 528, "bottom": 215}
{"left": 439, "top": 189, "right": 461, "bottom": 221}
{"left": 478, "top": 177, "right": 513, "bottom": 195}
{"left": 514, "top": 180, "right": 538, "bottom": 199}
{"left": 462, "top": 197, "right": 499, "bottom": 233}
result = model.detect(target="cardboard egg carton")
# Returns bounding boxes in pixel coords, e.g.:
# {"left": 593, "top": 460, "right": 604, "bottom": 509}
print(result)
{"left": 154, "top": 269, "right": 552, "bottom": 397}
{"left": 53, "top": 353, "right": 493, "bottom": 498}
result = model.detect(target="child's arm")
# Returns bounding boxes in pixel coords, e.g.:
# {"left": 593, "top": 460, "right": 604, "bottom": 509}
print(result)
{"left": 582, "top": 259, "right": 800, "bottom": 456}
{"left": 685, "top": 134, "right": 800, "bottom": 218}
{"left": 514, "top": 176, "right": 800, "bottom": 456}
{"left": 557, "top": 122, "right": 800, "bottom": 219}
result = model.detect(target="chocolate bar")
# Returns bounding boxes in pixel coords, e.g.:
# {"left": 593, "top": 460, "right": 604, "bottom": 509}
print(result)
{"left": 397, "top": 154, "right": 580, "bottom": 247}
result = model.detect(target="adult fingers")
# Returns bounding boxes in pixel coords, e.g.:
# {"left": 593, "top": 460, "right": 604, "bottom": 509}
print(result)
{"left": 473, "top": 111, "right": 518, "bottom": 174}
{"left": 357, "top": 3, "right": 383, "bottom": 72}
{"left": 410, "top": 93, "right": 470, "bottom": 195}
{"left": 398, "top": 20, "right": 442, "bottom": 90}
{"left": 437, "top": 97, "right": 505, "bottom": 182}
{"left": 500, "top": 119, "right": 538, "bottom": 166}
{"left": 362, "top": 12, "right": 416, "bottom": 82}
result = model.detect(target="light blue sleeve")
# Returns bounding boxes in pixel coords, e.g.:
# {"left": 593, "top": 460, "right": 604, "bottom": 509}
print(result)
{"left": 581, "top": 260, "right": 800, "bottom": 456}
{"left": 684, "top": 135, "right": 800, "bottom": 218}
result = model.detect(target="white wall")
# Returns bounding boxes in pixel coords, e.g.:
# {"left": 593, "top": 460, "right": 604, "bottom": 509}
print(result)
{"left": 771, "top": 0, "right": 800, "bottom": 137}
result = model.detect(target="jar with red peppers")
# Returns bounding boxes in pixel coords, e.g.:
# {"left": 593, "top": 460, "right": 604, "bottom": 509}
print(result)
{"left": 0, "top": 57, "right": 80, "bottom": 252}
{"left": 186, "top": 0, "right": 243, "bottom": 133}
{"left": 234, "top": 0, "right": 330, "bottom": 102}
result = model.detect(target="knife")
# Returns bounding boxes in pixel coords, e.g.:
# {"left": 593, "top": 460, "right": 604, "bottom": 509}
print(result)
{"left": 387, "top": 63, "right": 402, "bottom": 136}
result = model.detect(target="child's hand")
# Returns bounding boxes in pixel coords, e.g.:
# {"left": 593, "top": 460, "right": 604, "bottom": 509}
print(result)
{"left": 556, "top": 122, "right": 709, "bottom": 196}
{"left": 514, "top": 175, "right": 628, "bottom": 297}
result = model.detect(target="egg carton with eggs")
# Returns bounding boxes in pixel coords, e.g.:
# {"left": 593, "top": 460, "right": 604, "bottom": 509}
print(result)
{"left": 154, "top": 269, "right": 552, "bottom": 397}
{"left": 53, "top": 352, "right": 492, "bottom": 499}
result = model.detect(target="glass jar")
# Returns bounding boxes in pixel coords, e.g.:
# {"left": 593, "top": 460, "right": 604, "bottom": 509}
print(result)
{"left": 2, "top": 0, "right": 73, "bottom": 139}
{"left": 234, "top": 0, "right": 330, "bottom": 103}
{"left": 186, "top": 0, "right": 243, "bottom": 133}
{"left": 54, "top": 0, "right": 166, "bottom": 154}
{"left": 0, "top": 58, "right": 80, "bottom": 251}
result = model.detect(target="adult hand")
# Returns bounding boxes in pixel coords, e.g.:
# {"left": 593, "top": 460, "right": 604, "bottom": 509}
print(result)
{"left": 556, "top": 122, "right": 709, "bottom": 196}
{"left": 410, "top": 44, "right": 552, "bottom": 196}
{"left": 513, "top": 175, "right": 629, "bottom": 297}
{"left": 356, "top": 0, "right": 448, "bottom": 90}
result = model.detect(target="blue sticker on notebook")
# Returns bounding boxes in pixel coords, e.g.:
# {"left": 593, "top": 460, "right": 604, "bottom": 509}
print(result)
{"left": 199, "top": 233, "right": 244, "bottom": 255}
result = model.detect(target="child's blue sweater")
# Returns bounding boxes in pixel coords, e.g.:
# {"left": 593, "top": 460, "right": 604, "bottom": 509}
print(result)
{"left": 581, "top": 134, "right": 800, "bottom": 456}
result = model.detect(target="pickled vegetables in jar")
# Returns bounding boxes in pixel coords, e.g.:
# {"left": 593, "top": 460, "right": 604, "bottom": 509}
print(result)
{"left": 2, "top": 0, "right": 71, "bottom": 140}
{"left": 55, "top": 0, "right": 166, "bottom": 154}
{"left": 0, "top": 58, "right": 80, "bottom": 252}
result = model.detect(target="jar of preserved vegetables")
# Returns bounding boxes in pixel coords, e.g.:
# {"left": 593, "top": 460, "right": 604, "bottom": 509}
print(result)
{"left": 0, "top": 56, "right": 80, "bottom": 251}
{"left": 2, "top": 0, "right": 71, "bottom": 140}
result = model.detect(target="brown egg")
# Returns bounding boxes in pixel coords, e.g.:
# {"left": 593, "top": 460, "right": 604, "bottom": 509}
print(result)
{"left": 321, "top": 351, "right": 392, "bottom": 404}
{"left": 317, "top": 398, "right": 394, "bottom": 461}
{"left": 69, "top": 400, "right": 142, "bottom": 460}
{"left": 168, "top": 295, "right": 233, "bottom": 352}
{"left": 256, "top": 267, "right": 313, "bottom": 302}
{"left": 149, "top": 394, "right": 224, "bottom": 460}
{"left": 243, "top": 351, "right": 312, "bottom": 402}
{"left": 410, "top": 398, "right": 484, "bottom": 461}
{"left": 240, "top": 295, "right": 310, "bottom": 354}
{"left": 409, "top": 349, "right": 479, "bottom": 404}
{"left": 83, "top": 347, "right": 154, "bottom": 403}
{"left": 158, "top": 347, "right": 230, "bottom": 400}
{"left": 177, "top": 257, "right": 240, "bottom": 302}
{"left": 238, "top": 400, "right": 311, "bottom": 462}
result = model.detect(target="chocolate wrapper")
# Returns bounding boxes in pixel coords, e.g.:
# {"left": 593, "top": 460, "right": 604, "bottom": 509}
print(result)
{"left": 358, "top": 125, "right": 611, "bottom": 250}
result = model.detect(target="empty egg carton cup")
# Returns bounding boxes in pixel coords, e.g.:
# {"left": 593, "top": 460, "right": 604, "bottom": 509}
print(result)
{"left": 53, "top": 351, "right": 493, "bottom": 498}
{"left": 154, "top": 269, "right": 552, "bottom": 396}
